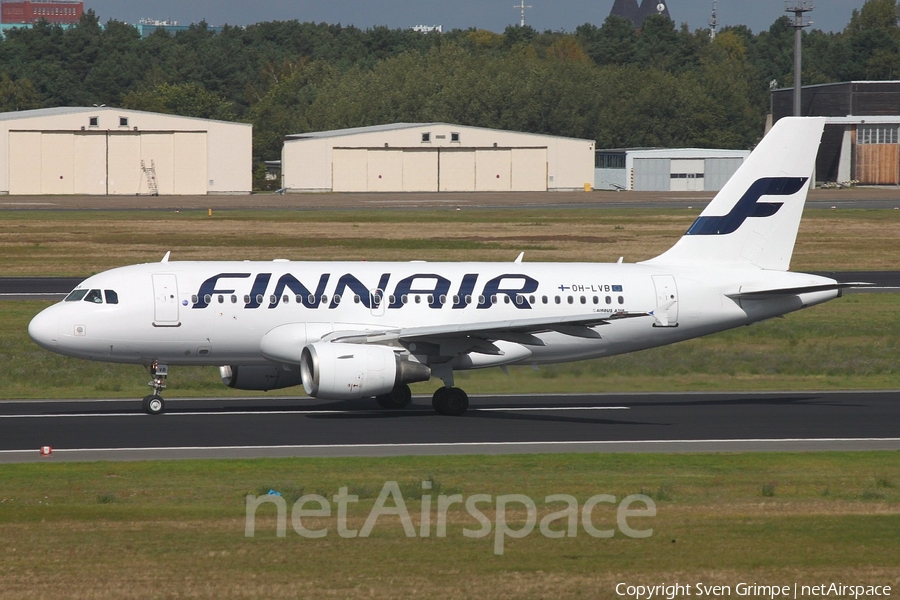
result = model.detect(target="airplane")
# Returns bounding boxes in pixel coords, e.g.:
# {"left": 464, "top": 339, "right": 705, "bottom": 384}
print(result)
{"left": 28, "top": 117, "right": 857, "bottom": 416}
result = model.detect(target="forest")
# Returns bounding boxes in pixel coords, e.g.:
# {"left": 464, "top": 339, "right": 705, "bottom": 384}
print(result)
{"left": 0, "top": 0, "right": 898, "bottom": 187}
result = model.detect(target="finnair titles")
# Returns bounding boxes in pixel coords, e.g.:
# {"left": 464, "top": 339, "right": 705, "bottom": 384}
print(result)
{"left": 29, "top": 117, "right": 860, "bottom": 416}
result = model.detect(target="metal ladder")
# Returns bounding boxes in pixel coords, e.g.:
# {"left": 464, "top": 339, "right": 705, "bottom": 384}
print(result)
{"left": 141, "top": 160, "right": 159, "bottom": 196}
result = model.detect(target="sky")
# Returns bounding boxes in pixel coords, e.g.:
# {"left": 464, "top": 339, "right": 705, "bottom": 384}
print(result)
{"left": 87, "top": 1, "right": 868, "bottom": 35}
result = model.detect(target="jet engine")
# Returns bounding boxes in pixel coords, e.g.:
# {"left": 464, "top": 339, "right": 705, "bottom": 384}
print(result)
{"left": 219, "top": 365, "right": 302, "bottom": 391}
{"left": 300, "top": 342, "right": 430, "bottom": 400}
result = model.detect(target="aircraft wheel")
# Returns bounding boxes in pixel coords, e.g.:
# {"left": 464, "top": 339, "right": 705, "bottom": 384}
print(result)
{"left": 432, "top": 387, "right": 468, "bottom": 416}
{"left": 142, "top": 394, "right": 165, "bottom": 415}
{"left": 376, "top": 384, "right": 412, "bottom": 409}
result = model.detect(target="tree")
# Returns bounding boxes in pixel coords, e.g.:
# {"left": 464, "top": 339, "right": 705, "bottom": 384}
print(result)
{"left": 576, "top": 16, "right": 637, "bottom": 65}
{"left": 0, "top": 73, "right": 41, "bottom": 111}
{"left": 121, "top": 83, "right": 237, "bottom": 121}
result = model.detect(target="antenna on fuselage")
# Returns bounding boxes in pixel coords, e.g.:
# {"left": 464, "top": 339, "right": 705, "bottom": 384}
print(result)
{"left": 161, "top": 251, "right": 171, "bottom": 263}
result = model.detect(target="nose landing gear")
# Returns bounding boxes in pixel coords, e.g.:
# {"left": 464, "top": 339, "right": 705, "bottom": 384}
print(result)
{"left": 143, "top": 362, "right": 168, "bottom": 415}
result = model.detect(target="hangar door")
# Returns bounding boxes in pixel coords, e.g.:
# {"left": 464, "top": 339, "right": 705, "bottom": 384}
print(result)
{"left": 332, "top": 148, "right": 439, "bottom": 192}
{"left": 8, "top": 131, "right": 208, "bottom": 195}
{"left": 442, "top": 148, "right": 547, "bottom": 192}
{"left": 332, "top": 147, "right": 547, "bottom": 192}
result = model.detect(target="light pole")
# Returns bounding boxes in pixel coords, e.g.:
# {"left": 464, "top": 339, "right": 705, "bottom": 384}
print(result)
{"left": 785, "top": 1, "right": 813, "bottom": 116}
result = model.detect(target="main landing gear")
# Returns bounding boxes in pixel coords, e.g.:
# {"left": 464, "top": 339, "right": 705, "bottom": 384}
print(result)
{"left": 373, "top": 383, "right": 470, "bottom": 416}
{"left": 143, "top": 362, "right": 168, "bottom": 415}
{"left": 375, "top": 383, "right": 412, "bottom": 409}
{"left": 432, "top": 387, "right": 469, "bottom": 416}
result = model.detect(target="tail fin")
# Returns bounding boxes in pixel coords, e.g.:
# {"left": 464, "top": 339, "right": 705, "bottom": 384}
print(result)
{"left": 643, "top": 117, "right": 825, "bottom": 271}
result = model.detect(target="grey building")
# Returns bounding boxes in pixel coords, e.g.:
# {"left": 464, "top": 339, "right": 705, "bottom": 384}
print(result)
{"left": 595, "top": 148, "right": 749, "bottom": 192}
{"left": 772, "top": 81, "right": 900, "bottom": 184}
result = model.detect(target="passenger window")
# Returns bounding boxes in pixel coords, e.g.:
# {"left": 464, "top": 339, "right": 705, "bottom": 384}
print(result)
{"left": 84, "top": 289, "right": 103, "bottom": 304}
{"left": 104, "top": 290, "right": 118, "bottom": 304}
{"left": 66, "top": 289, "right": 88, "bottom": 302}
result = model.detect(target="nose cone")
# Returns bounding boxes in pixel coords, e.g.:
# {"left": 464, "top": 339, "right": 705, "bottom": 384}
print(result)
{"left": 29, "top": 308, "right": 59, "bottom": 349}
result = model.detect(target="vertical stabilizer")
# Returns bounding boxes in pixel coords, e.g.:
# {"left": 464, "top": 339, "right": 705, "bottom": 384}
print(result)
{"left": 643, "top": 117, "right": 825, "bottom": 271}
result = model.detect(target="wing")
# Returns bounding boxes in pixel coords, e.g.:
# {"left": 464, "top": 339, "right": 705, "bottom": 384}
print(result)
{"left": 325, "top": 309, "right": 649, "bottom": 356}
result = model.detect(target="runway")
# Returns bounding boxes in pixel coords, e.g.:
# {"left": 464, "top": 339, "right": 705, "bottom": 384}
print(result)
{"left": 2, "top": 391, "right": 899, "bottom": 462}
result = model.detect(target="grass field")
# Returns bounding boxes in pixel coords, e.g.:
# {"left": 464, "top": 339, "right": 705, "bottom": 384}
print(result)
{"left": 0, "top": 453, "right": 898, "bottom": 599}
{"left": 1, "top": 207, "right": 899, "bottom": 275}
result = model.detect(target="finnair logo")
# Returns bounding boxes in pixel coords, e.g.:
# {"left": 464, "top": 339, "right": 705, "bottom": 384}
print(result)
{"left": 685, "top": 177, "right": 808, "bottom": 236}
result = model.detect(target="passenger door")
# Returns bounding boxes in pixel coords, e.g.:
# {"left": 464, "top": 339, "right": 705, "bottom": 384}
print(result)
{"left": 152, "top": 273, "right": 180, "bottom": 327}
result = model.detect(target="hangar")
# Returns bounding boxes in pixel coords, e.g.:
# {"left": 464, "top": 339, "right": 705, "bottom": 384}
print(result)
{"left": 0, "top": 107, "right": 251, "bottom": 195}
{"left": 281, "top": 123, "right": 595, "bottom": 193}
{"left": 594, "top": 147, "right": 750, "bottom": 192}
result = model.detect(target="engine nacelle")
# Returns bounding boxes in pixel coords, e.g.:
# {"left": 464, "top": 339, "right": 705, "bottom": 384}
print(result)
{"left": 300, "top": 342, "right": 431, "bottom": 400}
{"left": 219, "top": 365, "right": 302, "bottom": 391}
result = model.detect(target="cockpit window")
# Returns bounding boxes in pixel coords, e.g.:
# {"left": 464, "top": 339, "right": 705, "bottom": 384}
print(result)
{"left": 65, "top": 289, "right": 88, "bottom": 302}
{"left": 105, "top": 290, "right": 119, "bottom": 304}
{"left": 84, "top": 289, "right": 103, "bottom": 304}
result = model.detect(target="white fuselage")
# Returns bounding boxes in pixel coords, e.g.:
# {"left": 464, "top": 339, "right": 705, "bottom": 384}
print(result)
{"left": 28, "top": 260, "right": 839, "bottom": 369}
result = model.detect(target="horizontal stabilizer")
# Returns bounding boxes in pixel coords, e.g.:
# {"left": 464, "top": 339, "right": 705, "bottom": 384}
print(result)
{"left": 726, "top": 282, "right": 871, "bottom": 299}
